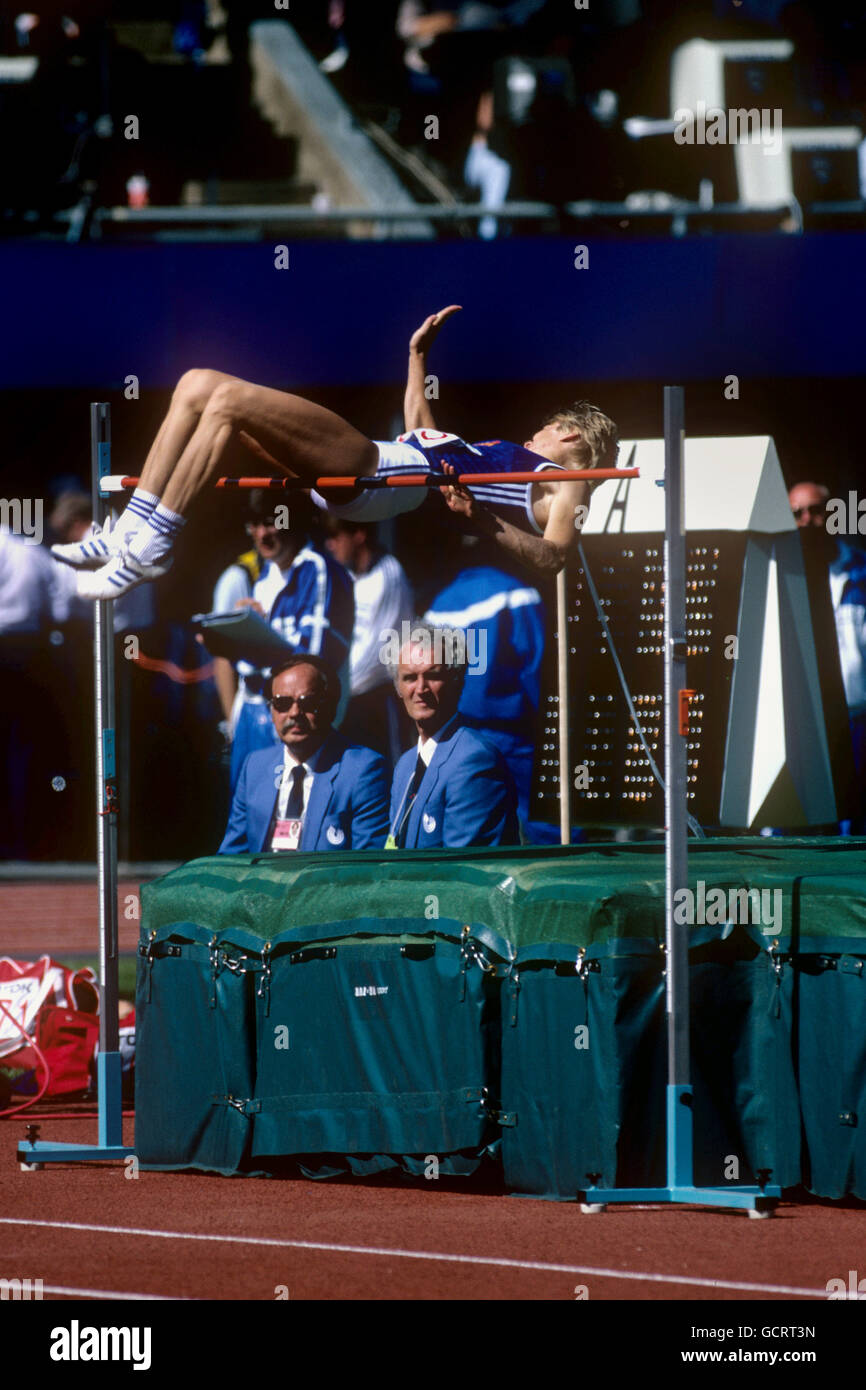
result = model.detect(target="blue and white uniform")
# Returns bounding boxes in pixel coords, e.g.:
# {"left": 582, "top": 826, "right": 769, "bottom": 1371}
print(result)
{"left": 229, "top": 541, "right": 354, "bottom": 792}
{"left": 311, "top": 430, "right": 565, "bottom": 532}
{"left": 425, "top": 564, "right": 545, "bottom": 833}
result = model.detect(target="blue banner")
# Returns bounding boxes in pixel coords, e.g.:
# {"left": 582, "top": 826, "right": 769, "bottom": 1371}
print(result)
{"left": 1, "top": 234, "right": 863, "bottom": 387}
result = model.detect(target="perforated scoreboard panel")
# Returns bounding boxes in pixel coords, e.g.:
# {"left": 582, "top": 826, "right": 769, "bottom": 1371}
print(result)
{"left": 532, "top": 534, "right": 747, "bottom": 828}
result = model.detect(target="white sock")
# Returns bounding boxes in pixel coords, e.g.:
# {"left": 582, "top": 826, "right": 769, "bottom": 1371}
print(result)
{"left": 126, "top": 502, "right": 186, "bottom": 566}
{"left": 113, "top": 487, "right": 160, "bottom": 543}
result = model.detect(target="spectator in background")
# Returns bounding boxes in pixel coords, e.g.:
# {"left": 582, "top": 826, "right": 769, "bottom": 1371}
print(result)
{"left": 0, "top": 526, "right": 73, "bottom": 636}
{"left": 48, "top": 490, "right": 221, "bottom": 860}
{"left": 423, "top": 536, "right": 544, "bottom": 833}
{"left": 389, "top": 621, "right": 518, "bottom": 847}
{"left": 219, "top": 653, "right": 389, "bottom": 854}
{"left": 316, "top": 0, "right": 405, "bottom": 93}
{"left": 5, "top": 12, "right": 152, "bottom": 223}
{"left": 396, "top": 1, "right": 549, "bottom": 236}
{"left": 322, "top": 517, "right": 413, "bottom": 767}
{"left": 48, "top": 491, "right": 164, "bottom": 858}
{"left": 790, "top": 480, "right": 866, "bottom": 708}
{"left": 226, "top": 489, "right": 354, "bottom": 793}
{"left": 0, "top": 527, "right": 79, "bottom": 858}
{"left": 789, "top": 480, "right": 866, "bottom": 829}
{"left": 394, "top": 2, "right": 622, "bottom": 236}
{"left": 208, "top": 496, "right": 270, "bottom": 744}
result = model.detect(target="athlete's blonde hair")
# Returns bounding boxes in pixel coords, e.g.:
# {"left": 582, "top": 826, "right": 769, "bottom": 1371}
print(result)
{"left": 543, "top": 401, "right": 619, "bottom": 473}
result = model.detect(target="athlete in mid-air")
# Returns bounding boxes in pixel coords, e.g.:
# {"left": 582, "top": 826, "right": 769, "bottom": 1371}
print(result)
{"left": 54, "top": 306, "right": 619, "bottom": 597}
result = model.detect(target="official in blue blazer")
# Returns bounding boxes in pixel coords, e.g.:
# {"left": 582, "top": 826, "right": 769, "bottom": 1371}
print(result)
{"left": 389, "top": 622, "right": 519, "bottom": 849}
{"left": 219, "top": 654, "right": 388, "bottom": 853}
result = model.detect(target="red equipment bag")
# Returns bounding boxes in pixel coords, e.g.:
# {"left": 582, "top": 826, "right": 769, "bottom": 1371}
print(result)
{"left": 0, "top": 955, "right": 101, "bottom": 1099}
{"left": 10, "top": 1007, "right": 101, "bottom": 1095}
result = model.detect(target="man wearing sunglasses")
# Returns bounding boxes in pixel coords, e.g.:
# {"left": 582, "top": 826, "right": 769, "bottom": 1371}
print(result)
{"left": 789, "top": 479, "right": 866, "bottom": 829}
{"left": 219, "top": 653, "right": 389, "bottom": 854}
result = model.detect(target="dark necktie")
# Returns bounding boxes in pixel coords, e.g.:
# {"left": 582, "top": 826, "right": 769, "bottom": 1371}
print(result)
{"left": 396, "top": 753, "right": 426, "bottom": 847}
{"left": 285, "top": 764, "right": 306, "bottom": 821}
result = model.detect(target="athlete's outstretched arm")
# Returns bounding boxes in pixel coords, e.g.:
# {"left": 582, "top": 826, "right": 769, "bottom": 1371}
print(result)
{"left": 441, "top": 470, "right": 590, "bottom": 580}
{"left": 403, "top": 305, "right": 461, "bottom": 433}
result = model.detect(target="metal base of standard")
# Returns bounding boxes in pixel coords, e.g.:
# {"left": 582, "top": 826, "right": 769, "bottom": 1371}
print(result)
{"left": 16, "top": 1051, "right": 134, "bottom": 1167}
{"left": 18, "top": 1140, "right": 135, "bottom": 1167}
{"left": 576, "top": 1082, "right": 782, "bottom": 1216}
{"left": 577, "top": 1185, "right": 781, "bottom": 1215}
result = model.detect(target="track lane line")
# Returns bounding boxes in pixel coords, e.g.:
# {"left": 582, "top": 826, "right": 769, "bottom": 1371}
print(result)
{"left": 38, "top": 1285, "right": 195, "bottom": 1301}
{"left": 0, "top": 1217, "right": 828, "bottom": 1298}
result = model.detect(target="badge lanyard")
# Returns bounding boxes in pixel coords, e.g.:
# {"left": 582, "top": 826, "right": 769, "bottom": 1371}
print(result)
{"left": 386, "top": 751, "right": 430, "bottom": 850}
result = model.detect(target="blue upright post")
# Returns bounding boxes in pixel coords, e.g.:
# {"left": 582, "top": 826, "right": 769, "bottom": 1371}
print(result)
{"left": 18, "top": 404, "right": 135, "bottom": 1168}
{"left": 663, "top": 385, "right": 694, "bottom": 1190}
{"left": 578, "top": 387, "right": 781, "bottom": 1217}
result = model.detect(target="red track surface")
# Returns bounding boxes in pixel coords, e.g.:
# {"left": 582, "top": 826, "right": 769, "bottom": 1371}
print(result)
{"left": 1, "top": 1119, "right": 861, "bottom": 1302}
{"left": 2, "top": 881, "right": 862, "bottom": 1302}
{"left": 0, "top": 881, "right": 142, "bottom": 957}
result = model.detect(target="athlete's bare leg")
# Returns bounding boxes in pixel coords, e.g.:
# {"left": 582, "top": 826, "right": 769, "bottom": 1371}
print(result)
{"left": 144, "top": 370, "right": 379, "bottom": 515}
{"left": 136, "top": 369, "right": 236, "bottom": 499}
{"left": 67, "top": 370, "right": 381, "bottom": 596}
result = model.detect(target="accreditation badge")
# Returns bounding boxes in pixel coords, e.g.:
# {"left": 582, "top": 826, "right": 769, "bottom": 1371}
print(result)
{"left": 272, "top": 818, "right": 302, "bottom": 851}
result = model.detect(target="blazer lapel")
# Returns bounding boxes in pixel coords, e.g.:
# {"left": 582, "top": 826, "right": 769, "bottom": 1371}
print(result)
{"left": 406, "top": 725, "right": 461, "bottom": 843}
{"left": 255, "top": 753, "right": 285, "bottom": 852}
{"left": 300, "top": 735, "right": 341, "bottom": 850}
{"left": 391, "top": 751, "right": 414, "bottom": 823}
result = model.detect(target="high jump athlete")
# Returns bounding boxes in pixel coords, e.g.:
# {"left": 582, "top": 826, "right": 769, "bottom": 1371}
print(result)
{"left": 54, "top": 306, "right": 618, "bottom": 597}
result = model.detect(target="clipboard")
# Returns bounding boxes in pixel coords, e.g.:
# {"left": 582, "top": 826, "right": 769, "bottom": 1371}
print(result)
{"left": 192, "top": 608, "right": 295, "bottom": 668}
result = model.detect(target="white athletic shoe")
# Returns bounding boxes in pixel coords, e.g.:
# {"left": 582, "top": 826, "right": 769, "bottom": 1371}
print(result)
{"left": 51, "top": 521, "right": 120, "bottom": 570}
{"left": 76, "top": 547, "right": 173, "bottom": 600}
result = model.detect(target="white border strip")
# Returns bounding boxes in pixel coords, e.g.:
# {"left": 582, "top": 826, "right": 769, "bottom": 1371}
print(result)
{"left": 0, "top": 1218, "right": 827, "bottom": 1298}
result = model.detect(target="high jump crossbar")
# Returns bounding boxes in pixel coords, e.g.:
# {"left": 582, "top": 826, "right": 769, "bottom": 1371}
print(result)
{"left": 98, "top": 468, "right": 636, "bottom": 494}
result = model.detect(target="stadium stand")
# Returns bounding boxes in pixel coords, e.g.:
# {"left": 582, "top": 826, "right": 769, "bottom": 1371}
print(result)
{"left": 2, "top": 2, "right": 864, "bottom": 238}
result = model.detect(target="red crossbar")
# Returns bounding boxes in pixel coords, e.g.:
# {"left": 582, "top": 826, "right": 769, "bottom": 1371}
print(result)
{"left": 113, "top": 467, "right": 637, "bottom": 491}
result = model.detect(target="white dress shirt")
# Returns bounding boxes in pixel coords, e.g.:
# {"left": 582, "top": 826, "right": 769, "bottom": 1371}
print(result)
{"left": 275, "top": 745, "right": 315, "bottom": 821}
{"left": 350, "top": 552, "right": 413, "bottom": 695}
{"left": 417, "top": 732, "right": 438, "bottom": 767}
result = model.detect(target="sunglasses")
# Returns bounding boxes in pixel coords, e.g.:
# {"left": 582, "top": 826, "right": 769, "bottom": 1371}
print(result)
{"left": 793, "top": 504, "right": 827, "bottom": 519}
{"left": 269, "top": 694, "right": 322, "bottom": 714}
